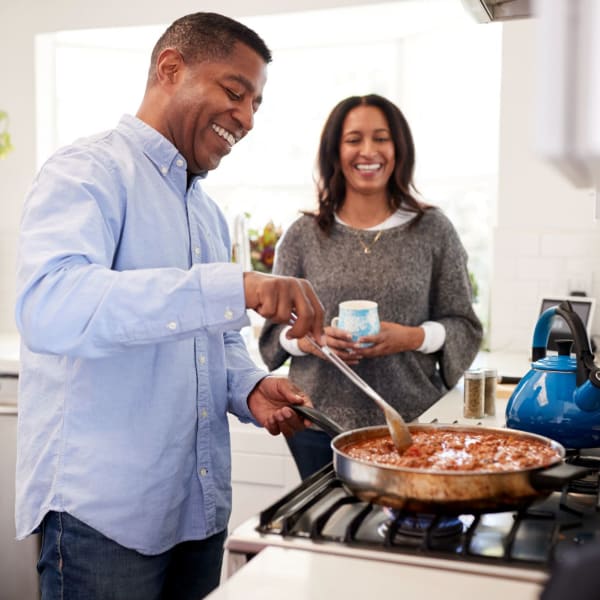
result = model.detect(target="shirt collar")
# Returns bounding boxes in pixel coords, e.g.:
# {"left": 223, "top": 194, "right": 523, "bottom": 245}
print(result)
{"left": 117, "top": 114, "right": 183, "bottom": 176}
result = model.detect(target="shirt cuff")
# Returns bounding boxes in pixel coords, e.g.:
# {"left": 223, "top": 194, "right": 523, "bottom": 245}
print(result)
{"left": 279, "top": 325, "right": 308, "bottom": 356}
{"left": 417, "top": 321, "right": 446, "bottom": 354}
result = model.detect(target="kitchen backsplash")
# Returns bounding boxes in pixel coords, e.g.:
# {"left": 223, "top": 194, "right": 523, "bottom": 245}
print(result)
{"left": 490, "top": 224, "right": 600, "bottom": 353}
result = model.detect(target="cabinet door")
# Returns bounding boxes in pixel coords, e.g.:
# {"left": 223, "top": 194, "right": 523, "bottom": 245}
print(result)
{"left": 0, "top": 405, "right": 40, "bottom": 600}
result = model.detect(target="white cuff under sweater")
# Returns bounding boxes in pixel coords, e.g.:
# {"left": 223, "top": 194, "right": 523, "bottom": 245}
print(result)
{"left": 278, "top": 321, "right": 446, "bottom": 356}
{"left": 279, "top": 326, "right": 309, "bottom": 356}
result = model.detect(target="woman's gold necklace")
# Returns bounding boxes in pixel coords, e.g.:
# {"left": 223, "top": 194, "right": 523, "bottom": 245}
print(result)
{"left": 356, "top": 229, "right": 383, "bottom": 254}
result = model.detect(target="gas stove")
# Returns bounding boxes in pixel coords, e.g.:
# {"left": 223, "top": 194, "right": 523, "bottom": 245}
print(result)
{"left": 224, "top": 449, "right": 600, "bottom": 588}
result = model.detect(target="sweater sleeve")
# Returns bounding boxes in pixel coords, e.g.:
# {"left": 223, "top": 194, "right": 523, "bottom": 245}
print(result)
{"left": 258, "top": 219, "right": 306, "bottom": 371}
{"left": 428, "top": 213, "right": 483, "bottom": 388}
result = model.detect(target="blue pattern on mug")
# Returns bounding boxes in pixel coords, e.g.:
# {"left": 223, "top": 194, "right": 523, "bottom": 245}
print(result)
{"left": 332, "top": 300, "right": 380, "bottom": 347}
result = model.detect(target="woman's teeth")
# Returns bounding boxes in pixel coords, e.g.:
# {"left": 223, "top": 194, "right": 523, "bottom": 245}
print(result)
{"left": 212, "top": 124, "right": 235, "bottom": 147}
{"left": 356, "top": 164, "right": 381, "bottom": 171}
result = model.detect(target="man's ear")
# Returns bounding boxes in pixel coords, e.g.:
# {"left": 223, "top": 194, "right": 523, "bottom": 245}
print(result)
{"left": 155, "top": 48, "right": 184, "bottom": 85}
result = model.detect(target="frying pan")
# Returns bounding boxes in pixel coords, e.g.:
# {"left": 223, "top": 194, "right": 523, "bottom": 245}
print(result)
{"left": 292, "top": 405, "right": 590, "bottom": 514}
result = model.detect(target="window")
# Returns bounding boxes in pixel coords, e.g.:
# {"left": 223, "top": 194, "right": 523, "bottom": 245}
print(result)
{"left": 36, "top": 0, "right": 501, "bottom": 335}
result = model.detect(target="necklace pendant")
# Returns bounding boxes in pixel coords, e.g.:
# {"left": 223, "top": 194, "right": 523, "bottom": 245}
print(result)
{"left": 364, "top": 247, "right": 371, "bottom": 254}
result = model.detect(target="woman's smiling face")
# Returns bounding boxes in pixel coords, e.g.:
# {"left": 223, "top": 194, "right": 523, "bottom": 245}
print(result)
{"left": 339, "top": 104, "right": 396, "bottom": 197}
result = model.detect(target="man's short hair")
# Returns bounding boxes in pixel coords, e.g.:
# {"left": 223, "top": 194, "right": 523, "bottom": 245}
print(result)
{"left": 148, "top": 12, "right": 272, "bottom": 82}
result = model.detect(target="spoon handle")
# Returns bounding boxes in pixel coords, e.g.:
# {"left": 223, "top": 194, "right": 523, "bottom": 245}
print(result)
{"left": 303, "top": 335, "right": 386, "bottom": 410}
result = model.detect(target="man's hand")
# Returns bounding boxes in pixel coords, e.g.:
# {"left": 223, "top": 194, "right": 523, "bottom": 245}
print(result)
{"left": 243, "top": 272, "right": 324, "bottom": 341}
{"left": 247, "top": 376, "right": 313, "bottom": 437}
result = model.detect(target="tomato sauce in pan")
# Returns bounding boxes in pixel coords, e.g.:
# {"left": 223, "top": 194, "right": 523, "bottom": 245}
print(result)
{"left": 342, "top": 430, "right": 561, "bottom": 472}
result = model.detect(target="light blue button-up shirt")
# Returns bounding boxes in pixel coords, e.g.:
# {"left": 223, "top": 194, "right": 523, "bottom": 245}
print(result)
{"left": 15, "top": 114, "right": 267, "bottom": 554}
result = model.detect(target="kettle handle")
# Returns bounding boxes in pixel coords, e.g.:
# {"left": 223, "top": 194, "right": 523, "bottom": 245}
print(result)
{"left": 532, "top": 300, "right": 596, "bottom": 386}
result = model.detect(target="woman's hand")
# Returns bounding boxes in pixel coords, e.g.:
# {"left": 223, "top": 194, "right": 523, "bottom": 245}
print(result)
{"left": 297, "top": 325, "right": 361, "bottom": 365}
{"left": 353, "top": 321, "right": 425, "bottom": 358}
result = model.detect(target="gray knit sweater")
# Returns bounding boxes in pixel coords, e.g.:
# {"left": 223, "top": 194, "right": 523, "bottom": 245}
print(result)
{"left": 258, "top": 209, "right": 483, "bottom": 431}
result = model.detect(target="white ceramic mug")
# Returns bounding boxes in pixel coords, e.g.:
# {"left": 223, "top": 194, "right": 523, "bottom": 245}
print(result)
{"left": 331, "top": 300, "right": 380, "bottom": 347}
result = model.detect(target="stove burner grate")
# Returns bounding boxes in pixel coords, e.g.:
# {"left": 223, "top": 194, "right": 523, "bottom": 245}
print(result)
{"left": 255, "top": 459, "right": 600, "bottom": 570}
{"left": 379, "top": 510, "right": 464, "bottom": 540}
{"left": 565, "top": 453, "right": 600, "bottom": 503}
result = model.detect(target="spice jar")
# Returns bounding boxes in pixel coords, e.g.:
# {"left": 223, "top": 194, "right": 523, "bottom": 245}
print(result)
{"left": 484, "top": 368, "right": 498, "bottom": 416}
{"left": 463, "top": 369, "right": 484, "bottom": 418}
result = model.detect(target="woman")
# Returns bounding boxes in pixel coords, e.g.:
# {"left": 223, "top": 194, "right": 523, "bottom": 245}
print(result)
{"left": 259, "top": 94, "right": 483, "bottom": 479}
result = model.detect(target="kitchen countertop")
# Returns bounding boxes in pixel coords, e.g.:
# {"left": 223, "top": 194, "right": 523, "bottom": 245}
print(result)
{"left": 417, "top": 383, "right": 509, "bottom": 427}
{"left": 0, "top": 334, "right": 20, "bottom": 403}
{"left": 208, "top": 546, "right": 542, "bottom": 600}
{"left": 414, "top": 349, "right": 530, "bottom": 428}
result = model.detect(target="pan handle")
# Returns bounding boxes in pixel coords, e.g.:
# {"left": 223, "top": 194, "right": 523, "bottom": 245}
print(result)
{"left": 529, "top": 462, "right": 593, "bottom": 489}
{"left": 291, "top": 405, "right": 345, "bottom": 438}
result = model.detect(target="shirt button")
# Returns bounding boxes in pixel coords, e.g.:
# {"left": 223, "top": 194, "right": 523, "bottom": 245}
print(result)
{"left": 198, "top": 354, "right": 206, "bottom": 365}
{"left": 199, "top": 468, "right": 208, "bottom": 477}
{"left": 224, "top": 308, "right": 234, "bottom": 320}
{"left": 160, "top": 166, "right": 168, "bottom": 175}
{"left": 194, "top": 247, "right": 201, "bottom": 256}
{"left": 176, "top": 158, "right": 184, "bottom": 167}
{"left": 167, "top": 321, "right": 177, "bottom": 330}
{"left": 201, "top": 409, "right": 208, "bottom": 418}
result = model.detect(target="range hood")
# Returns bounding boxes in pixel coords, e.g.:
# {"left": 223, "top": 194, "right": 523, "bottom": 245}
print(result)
{"left": 463, "top": 0, "right": 600, "bottom": 212}
{"left": 461, "top": 0, "right": 532, "bottom": 22}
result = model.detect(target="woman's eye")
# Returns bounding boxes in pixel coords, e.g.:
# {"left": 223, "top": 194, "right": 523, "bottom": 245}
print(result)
{"left": 375, "top": 137, "right": 391, "bottom": 143}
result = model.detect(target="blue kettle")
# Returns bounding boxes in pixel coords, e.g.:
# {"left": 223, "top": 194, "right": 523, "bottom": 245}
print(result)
{"left": 506, "top": 300, "right": 600, "bottom": 448}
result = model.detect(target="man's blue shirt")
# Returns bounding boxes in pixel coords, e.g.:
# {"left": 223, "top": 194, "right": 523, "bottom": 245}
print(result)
{"left": 15, "top": 114, "right": 266, "bottom": 554}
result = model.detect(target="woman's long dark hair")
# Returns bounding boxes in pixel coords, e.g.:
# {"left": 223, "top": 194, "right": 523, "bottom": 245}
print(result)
{"left": 309, "top": 94, "right": 427, "bottom": 234}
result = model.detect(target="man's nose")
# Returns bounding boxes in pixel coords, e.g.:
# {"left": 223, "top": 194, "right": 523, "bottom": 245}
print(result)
{"left": 232, "top": 101, "right": 255, "bottom": 133}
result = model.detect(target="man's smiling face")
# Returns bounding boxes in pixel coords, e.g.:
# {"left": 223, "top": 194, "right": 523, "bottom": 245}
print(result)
{"left": 164, "top": 42, "right": 268, "bottom": 174}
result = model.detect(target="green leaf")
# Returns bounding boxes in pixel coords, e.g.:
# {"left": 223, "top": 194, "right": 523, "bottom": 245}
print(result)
{"left": 0, "top": 132, "right": 13, "bottom": 159}
{"left": 0, "top": 111, "right": 13, "bottom": 159}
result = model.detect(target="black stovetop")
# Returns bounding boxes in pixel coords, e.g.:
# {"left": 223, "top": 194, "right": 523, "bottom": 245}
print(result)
{"left": 256, "top": 452, "right": 600, "bottom": 573}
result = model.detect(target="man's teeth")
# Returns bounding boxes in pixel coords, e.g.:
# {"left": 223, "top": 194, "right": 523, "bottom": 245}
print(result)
{"left": 212, "top": 124, "right": 235, "bottom": 146}
{"left": 356, "top": 164, "right": 381, "bottom": 171}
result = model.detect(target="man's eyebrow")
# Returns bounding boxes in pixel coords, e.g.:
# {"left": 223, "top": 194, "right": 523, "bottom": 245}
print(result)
{"left": 225, "top": 74, "right": 263, "bottom": 106}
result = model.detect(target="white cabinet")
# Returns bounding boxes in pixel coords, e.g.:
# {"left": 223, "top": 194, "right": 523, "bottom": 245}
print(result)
{"left": 0, "top": 401, "right": 40, "bottom": 600}
{"left": 229, "top": 415, "right": 300, "bottom": 532}
{"left": 228, "top": 324, "right": 300, "bottom": 531}
{"left": 0, "top": 374, "right": 18, "bottom": 401}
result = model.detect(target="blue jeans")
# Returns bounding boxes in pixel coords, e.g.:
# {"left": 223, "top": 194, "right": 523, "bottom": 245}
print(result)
{"left": 38, "top": 511, "right": 226, "bottom": 600}
{"left": 286, "top": 428, "right": 333, "bottom": 479}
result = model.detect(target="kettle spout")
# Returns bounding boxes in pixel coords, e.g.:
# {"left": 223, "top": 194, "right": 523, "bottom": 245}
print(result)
{"left": 574, "top": 369, "right": 600, "bottom": 411}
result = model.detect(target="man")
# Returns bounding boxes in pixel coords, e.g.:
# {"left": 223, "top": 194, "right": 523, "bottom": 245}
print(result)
{"left": 14, "top": 12, "right": 323, "bottom": 600}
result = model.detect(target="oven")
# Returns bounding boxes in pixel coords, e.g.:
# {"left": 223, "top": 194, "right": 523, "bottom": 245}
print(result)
{"left": 224, "top": 440, "right": 600, "bottom": 594}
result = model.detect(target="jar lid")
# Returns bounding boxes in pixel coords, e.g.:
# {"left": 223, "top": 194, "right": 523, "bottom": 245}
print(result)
{"left": 464, "top": 369, "right": 484, "bottom": 379}
{"left": 484, "top": 368, "right": 498, "bottom": 377}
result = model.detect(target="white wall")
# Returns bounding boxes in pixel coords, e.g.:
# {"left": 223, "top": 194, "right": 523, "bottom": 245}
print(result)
{"left": 1, "top": 1, "right": 600, "bottom": 355}
{"left": 0, "top": 0, "right": 386, "bottom": 334}
{"left": 490, "top": 20, "right": 600, "bottom": 352}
